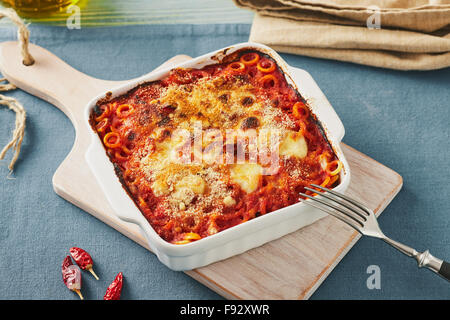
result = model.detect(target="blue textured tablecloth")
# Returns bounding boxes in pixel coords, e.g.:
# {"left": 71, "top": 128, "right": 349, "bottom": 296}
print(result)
{"left": 0, "top": 24, "right": 449, "bottom": 300}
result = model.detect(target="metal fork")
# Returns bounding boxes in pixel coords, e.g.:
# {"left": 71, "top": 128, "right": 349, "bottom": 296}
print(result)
{"left": 299, "top": 184, "right": 450, "bottom": 281}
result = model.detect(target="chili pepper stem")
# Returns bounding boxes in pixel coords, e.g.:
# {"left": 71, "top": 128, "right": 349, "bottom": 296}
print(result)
{"left": 88, "top": 267, "right": 99, "bottom": 280}
{"left": 74, "top": 289, "right": 84, "bottom": 300}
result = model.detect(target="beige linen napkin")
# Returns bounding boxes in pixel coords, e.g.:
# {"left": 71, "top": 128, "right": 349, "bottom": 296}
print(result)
{"left": 236, "top": 0, "right": 450, "bottom": 32}
{"left": 234, "top": 0, "right": 450, "bottom": 70}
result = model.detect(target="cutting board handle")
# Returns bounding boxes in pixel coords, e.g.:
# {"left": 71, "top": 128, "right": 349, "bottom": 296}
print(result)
{"left": 0, "top": 41, "right": 121, "bottom": 123}
{"left": 0, "top": 41, "right": 191, "bottom": 124}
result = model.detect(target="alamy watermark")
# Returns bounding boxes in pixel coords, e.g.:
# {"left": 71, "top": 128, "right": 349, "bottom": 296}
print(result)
{"left": 366, "top": 5, "right": 381, "bottom": 29}
{"left": 66, "top": 5, "right": 81, "bottom": 29}
{"left": 366, "top": 265, "right": 381, "bottom": 289}
{"left": 168, "top": 121, "right": 282, "bottom": 175}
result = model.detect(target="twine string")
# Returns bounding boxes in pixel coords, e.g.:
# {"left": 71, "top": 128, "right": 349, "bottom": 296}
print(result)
{"left": 1, "top": 8, "right": 34, "bottom": 66}
{"left": 0, "top": 79, "right": 26, "bottom": 172}
{"left": 0, "top": 8, "right": 35, "bottom": 173}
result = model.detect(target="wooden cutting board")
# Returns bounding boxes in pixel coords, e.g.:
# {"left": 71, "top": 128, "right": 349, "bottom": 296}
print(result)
{"left": 0, "top": 42, "right": 403, "bottom": 300}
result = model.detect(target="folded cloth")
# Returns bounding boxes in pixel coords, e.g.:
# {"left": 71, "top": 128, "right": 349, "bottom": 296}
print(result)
{"left": 249, "top": 15, "right": 450, "bottom": 70}
{"left": 235, "top": 0, "right": 450, "bottom": 32}
{"left": 234, "top": 0, "right": 450, "bottom": 70}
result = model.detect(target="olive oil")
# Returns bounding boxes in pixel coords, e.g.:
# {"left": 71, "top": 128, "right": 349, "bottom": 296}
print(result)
{"left": 1, "top": 0, "right": 79, "bottom": 17}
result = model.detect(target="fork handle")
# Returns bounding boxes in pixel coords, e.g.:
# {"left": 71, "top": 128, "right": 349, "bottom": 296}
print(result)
{"left": 439, "top": 261, "right": 450, "bottom": 281}
{"left": 382, "top": 237, "right": 450, "bottom": 282}
{"left": 416, "top": 251, "right": 450, "bottom": 282}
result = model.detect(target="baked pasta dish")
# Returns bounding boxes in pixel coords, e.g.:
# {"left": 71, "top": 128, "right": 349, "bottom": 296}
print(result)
{"left": 90, "top": 49, "right": 342, "bottom": 244}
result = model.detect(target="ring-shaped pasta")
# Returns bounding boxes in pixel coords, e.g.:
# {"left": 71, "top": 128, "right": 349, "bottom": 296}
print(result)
{"left": 228, "top": 62, "right": 246, "bottom": 72}
{"left": 173, "top": 239, "right": 191, "bottom": 245}
{"left": 114, "top": 148, "right": 129, "bottom": 161}
{"left": 116, "top": 104, "right": 134, "bottom": 118}
{"left": 123, "top": 169, "right": 138, "bottom": 184}
{"left": 240, "top": 52, "right": 260, "bottom": 66}
{"left": 95, "top": 118, "right": 109, "bottom": 133}
{"left": 320, "top": 176, "right": 331, "bottom": 187}
{"left": 329, "top": 174, "right": 340, "bottom": 186}
{"left": 259, "top": 74, "right": 278, "bottom": 88}
{"left": 297, "top": 119, "right": 307, "bottom": 136}
{"left": 184, "top": 232, "right": 201, "bottom": 241}
{"left": 257, "top": 59, "right": 276, "bottom": 73}
{"left": 292, "top": 102, "right": 309, "bottom": 119}
{"left": 94, "top": 104, "right": 110, "bottom": 122}
{"left": 111, "top": 118, "right": 124, "bottom": 132}
{"left": 327, "top": 160, "right": 343, "bottom": 176}
{"left": 307, "top": 177, "right": 328, "bottom": 196}
{"left": 103, "top": 132, "right": 121, "bottom": 149}
{"left": 121, "top": 142, "right": 134, "bottom": 155}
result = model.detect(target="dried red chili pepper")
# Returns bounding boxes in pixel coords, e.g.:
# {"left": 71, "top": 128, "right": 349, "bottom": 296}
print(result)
{"left": 62, "top": 255, "right": 72, "bottom": 270}
{"left": 62, "top": 255, "right": 83, "bottom": 300}
{"left": 69, "top": 247, "right": 99, "bottom": 280}
{"left": 103, "top": 272, "right": 123, "bottom": 300}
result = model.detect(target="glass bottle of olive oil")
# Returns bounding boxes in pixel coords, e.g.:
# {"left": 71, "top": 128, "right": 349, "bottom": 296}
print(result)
{"left": 1, "top": 0, "right": 79, "bottom": 16}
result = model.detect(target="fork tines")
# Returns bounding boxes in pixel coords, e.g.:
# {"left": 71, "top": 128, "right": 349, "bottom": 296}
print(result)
{"left": 298, "top": 184, "right": 371, "bottom": 232}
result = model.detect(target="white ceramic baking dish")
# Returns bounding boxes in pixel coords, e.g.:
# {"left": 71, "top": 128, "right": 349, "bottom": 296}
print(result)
{"left": 85, "top": 42, "right": 350, "bottom": 271}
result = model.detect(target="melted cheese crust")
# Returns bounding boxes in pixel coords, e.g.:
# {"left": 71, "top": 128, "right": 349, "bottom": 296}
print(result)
{"left": 91, "top": 50, "right": 340, "bottom": 243}
{"left": 133, "top": 74, "right": 301, "bottom": 218}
